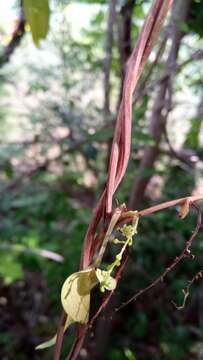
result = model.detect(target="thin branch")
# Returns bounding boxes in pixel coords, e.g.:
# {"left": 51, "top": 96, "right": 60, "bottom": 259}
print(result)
{"left": 0, "top": 244, "right": 64, "bottom": 262}
{"left": 116, "top": 202, "right": 202, "bottom": 311}
{"left": 0, "top": 0, "right": 25, "bottom": 66}
{"left": 54, "top": 313, "right": 67, "bottom": 360}
{"left": 172, "top": 268, "right": 203, "bottom": 310}
{"left": 89, "top": 248, "right": 129, "bottom": 325}
{"left": 134, "top": 48, "right": 203, "bottom": 105}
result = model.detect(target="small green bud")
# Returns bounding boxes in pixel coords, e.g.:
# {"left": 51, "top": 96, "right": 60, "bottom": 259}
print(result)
{"left": 116, "top": 253, "right": 122, "bottom": 261}
{"left": 113, "top": 238, "right": 121, "bottom": 244}
{"left": 121, "top": 225, "right": 135, "bottom": 238}
{"left": 96, "top": 269, "right": 117, "bottom": 292}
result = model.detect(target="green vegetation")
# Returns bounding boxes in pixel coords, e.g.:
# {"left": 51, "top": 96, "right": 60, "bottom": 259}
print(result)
{"left": 0, "top": 0, "right": 203, "bottom": 359}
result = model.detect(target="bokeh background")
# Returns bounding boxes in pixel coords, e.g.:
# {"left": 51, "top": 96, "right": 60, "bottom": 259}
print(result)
{"left": 0, "top": 0, "right": 203, "bottom": 359}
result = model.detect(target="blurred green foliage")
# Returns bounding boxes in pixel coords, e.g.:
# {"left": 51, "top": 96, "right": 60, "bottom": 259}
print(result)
{"left": 0, "top": 0, "right": 203, "bottom": 359}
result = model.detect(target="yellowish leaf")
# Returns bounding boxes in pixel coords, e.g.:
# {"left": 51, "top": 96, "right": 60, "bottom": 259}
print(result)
{"left": 23, "top": 0, "right": 50, "bottom": 46}
{"left": 61, "top": 268, "right": 98, "bottom": 324}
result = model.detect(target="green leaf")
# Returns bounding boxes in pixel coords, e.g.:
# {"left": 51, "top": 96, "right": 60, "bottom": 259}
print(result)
{"left": 36, "top": 316, "right": 73, "bottom": 350}
{"left": 61, "top": 268, "right": 98, "bottom": 323}
{"left": 135, "top": 6, "right": 145, "bottom": 19}
{"left": 124, "top": 348, "right": 137, "bottom": 360}
{"left": 23, "top": 0, "right": 50, "bottom": 46}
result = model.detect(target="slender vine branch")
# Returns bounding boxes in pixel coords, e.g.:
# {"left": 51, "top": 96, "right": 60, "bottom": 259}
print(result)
{"left": 172, "top": 268, "right": 203, "bottom": 310}
{"left": 116, "top": 202, "right": 202, "bottom": 312}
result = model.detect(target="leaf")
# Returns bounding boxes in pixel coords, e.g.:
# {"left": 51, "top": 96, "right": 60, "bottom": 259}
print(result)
{"left": 96, "top": 269, "right": 117, "bottom": 293}
{"left": 36, "top": 335, "right": 57, "bottom": 350}
{"left": 179, "top": 201, "right": 190, "bottom": 219}
{"left": 38, "top": 269, "right": 98, "bottom": 350}
{"left": 36, "top": 316, "right": 73, "bottom": 350}
{"left": 61, "top": 268, "right": 98, "bottom": 323}
{"left": 0, "top": 254, "right": 23, "bottom": 284}
{"left": 23, "top": 0, "right": 50, "bottom": 46}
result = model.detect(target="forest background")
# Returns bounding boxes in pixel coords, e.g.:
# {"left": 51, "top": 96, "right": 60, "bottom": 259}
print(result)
{"left": 0, "top": 0, "right": 203, "bottom": 359}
